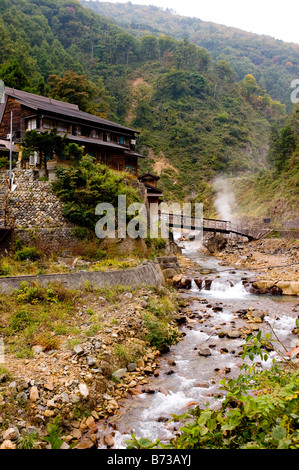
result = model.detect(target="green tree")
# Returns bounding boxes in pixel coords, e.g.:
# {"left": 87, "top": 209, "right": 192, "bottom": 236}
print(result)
{"left": 139, "top": 35, "right": 159, "bottom": 61}
{"left": 47, "top": 70, "right": 110, "bottom": 115}
{"left": 0, "top": 58, "right": 31, "bottom": 90}
{"left": 272, "top": 125, "right": 297, "bottom": 172}
{"left": 52, "top": 154, "right": 141, "bottom": 228}
{"left": 241, "top": 74, "right": 262, "bottom": 98}
{"left": 157, "top": 35, "right": 176, "bottom": 68}
{"left": 214, "top": 60, "right": 235, "bottom": 82}
{"left": 174, "top": 38, "right": 203, "bottom": 71}
{"left": 21, "top": 128, "right": 67, "bottom": 176}
{"left": 113, "top": 32, "right": 137, "bottom": 65}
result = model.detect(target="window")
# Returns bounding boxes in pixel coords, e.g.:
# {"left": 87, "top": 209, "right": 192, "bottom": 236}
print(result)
{"left": 57, "top": 121, "right": 69, "bottom": 133}
{"left": 126, "top": 163, "right": 136, "bottom": 174}
{"left": 90, "top": 129, "right": 99, "bottom": 139}
{"left": 71, "top": 125, "right": 81, "bottom": 136}
{"left": 29, "top": 151, "right": 40, "bottom": 166}
{"left": 80, "top": 126, "right": 86, "bottom": 136}
{"left": 119, "top": 135, "right": 125, "bottom": 145}
{"left": 27, "top": 118, "right": 37, "bottom": 131}
{"left": 43, "top": 118, "right": 54, "bottom": 129}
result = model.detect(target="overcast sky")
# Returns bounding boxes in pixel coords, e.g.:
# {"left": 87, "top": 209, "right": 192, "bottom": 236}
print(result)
{"left": 98, "top": 0, "right": 299, "bottom": 44}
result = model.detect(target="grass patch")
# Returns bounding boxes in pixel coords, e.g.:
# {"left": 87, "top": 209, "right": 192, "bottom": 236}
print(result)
{"left": 0, "top": 365, "right": 13, "bottom": 382}
{"left": 0, "top": 254, "right": 144, "bottom": 277}
{"left": 0, "top": 281, "right": 81, "bottom": 356}
{"left": 97, "top": 285, "right": 135, "bottom": 304}
{"left": 114, "top": 341, "right": 145, "bottom": 367}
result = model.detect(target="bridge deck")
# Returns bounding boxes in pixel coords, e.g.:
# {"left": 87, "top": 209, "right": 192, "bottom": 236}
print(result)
{"left": 158, "top": 212, "right": 270, "bottom": 241}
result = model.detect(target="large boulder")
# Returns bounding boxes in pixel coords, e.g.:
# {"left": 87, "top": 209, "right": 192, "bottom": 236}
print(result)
{"left": 206, "top": 234, "right": 228, "bottom": 253}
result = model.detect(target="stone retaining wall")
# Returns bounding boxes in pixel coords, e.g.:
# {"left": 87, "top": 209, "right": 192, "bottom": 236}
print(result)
{"left": 2, "top": 169, "right": 72, "bottom": 228}
{"left": 0, "top": 169, "right": 149, "bottom": 254}
{"left": 0, "top": 261, "right": 165, "bottom": 294}
{"left": 15, "top": 227, "right": 76, "bottom": 254}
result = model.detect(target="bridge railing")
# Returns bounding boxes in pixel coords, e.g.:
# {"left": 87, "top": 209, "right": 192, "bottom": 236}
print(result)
{"left": 159, "top": 211, "right": 230, "bottom": 232}
{"left": 158, "top": 211, "right": 270, "bottom": 240}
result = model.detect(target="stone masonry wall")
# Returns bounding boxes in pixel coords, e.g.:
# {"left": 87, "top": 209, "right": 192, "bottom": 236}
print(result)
{"left": 3, "top": 169, "right": 72, "bottom": 229}
{"left": 0, "top": 169, "right": 150, "bottom": 254}
{"left": 15, "top": 227, "right": 76, "bottom": 254}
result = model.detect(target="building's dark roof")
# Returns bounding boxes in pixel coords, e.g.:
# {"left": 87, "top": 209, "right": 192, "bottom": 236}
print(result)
{"left": 138, "top": 171, "right": 160, "bottom": 181}
{"left": 67, "top": 134, "right": 127, "bottom": 150}
{"left": 0, "top": 139, "right": 18, "bottom": 152}
{"left": 4, "top": 87, "right": 138, "bottom": 134}
{"left": 67, "top": 134, "right": 144, "bottom": 158}
{"left": 124, "top": 150, "right": 145, "bottom": 158}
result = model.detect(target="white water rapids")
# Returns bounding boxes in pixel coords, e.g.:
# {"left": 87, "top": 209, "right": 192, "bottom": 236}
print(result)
{"left": 191, "top": 278, "right": 250, "bottom": 299}
{"left": 98, "top": 239, "right": 299, "bottom": 448}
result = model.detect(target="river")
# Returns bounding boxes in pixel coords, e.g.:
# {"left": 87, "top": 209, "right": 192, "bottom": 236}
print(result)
{"left": 98, "top": 238, "right": 299, "bottom": 448}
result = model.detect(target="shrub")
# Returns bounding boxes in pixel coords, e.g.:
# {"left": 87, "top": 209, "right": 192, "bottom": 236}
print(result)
{"left": 0, "top": 157, "right": 8, "bottom": 169}
{"left": 14, "top": 246, "right": 41, "bottom": 261}
{"left": 166, "top": 367, "right": 299, "bottom": 449}
{"left": 8, "top": 309, "right": 35, "bottom": 332}
{"left": 43, "top": 417, "right": 65, "bottom": 449}
{"left": 53, "top": 155, "right": 141, "bottom": 229}
{"left": 143, "top": 313, "right": 179, "bottom": 352}
{"left": 72, "top": 227, "right": 93, "bottom": 241}
{"left": 145, "top": 236, "right": 167, "bottom": 252}
{"left": 0, "top": 261, "right": 10, "bottom": 276}
{"left": 15, "top": 281, "right": 78, "bottom": 304}
{"left": 34, "top": 332, "right": 60, "bottom": 351}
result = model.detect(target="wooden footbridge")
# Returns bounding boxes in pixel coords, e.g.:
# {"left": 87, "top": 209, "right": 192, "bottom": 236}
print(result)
{"left": 159, "top": 212, "right": 272, "bottom": 241}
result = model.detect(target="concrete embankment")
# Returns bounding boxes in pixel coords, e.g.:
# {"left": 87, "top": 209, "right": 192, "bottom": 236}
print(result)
{"left": 0, "top": 261, "right": 165, "bottom": 294}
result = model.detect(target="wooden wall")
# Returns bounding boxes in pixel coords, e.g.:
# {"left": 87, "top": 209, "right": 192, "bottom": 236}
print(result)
{"left": 0, "top": 98, "right": 33, "bottom": 141}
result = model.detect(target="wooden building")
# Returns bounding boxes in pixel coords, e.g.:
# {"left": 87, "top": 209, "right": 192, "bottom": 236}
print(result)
{"left": 0, "top": 87, "right": 144, "bottom": 179}
{"left": 138, "top": 171, "right": 163, "bottom": 205}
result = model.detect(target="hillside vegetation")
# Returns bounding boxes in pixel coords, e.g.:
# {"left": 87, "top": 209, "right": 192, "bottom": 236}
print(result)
{"left": 80, "top": 1, "right": 299, "bottom": 111}
{"left": 0, "top": 0, "right": 297, "bottom": 221}
{"left": 232, "top": 104, "right": 299, "bottom": 224}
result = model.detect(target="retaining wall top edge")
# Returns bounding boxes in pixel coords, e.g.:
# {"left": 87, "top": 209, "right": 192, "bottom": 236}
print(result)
{"left": 0, "top": 261, "right": 160, "bottom": 282}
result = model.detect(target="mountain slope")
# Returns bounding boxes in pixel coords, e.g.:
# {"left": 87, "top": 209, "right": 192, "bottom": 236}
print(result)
{"left": 0, "top": 0, "right": 294, "bottom": 220}
{"left": 80, "top": 1, "right": 299, "bottom": 112}
{"left": 232, "top": 104, "right": 299, "bottom": 224}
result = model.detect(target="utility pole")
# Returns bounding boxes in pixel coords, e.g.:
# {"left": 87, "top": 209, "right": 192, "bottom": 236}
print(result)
{"left": 9, "top": 111, "right": 12, "bottom": 189}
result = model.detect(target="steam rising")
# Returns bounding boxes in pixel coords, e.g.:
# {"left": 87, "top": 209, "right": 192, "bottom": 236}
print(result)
{"left": 213, "top": 176, "right": 236, "bottom": 222}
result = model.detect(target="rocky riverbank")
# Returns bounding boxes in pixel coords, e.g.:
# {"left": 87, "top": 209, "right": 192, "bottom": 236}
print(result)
{"left": 0, "top": 282, "right": 185, "bottom": 449}
{"left": 1, "top": 238, "right": 298, "bottom": 449}
{"left": 212, "top": 238, "right": 299, "bottom": 296}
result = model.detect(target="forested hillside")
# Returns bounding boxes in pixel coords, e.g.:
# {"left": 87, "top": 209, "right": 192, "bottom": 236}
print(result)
{"left": 232, "top": 103, "right": 299, "bottom": 223}
{"left": 0, "top": 0, "right": 297, "bottom": 221}
{"left": 80, "top": 1, "right": 299, "bottom": 112}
